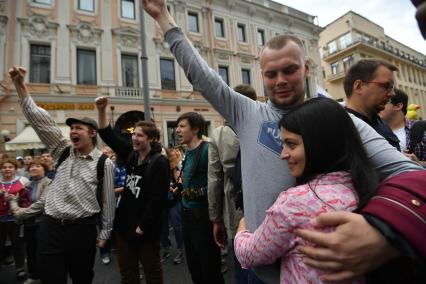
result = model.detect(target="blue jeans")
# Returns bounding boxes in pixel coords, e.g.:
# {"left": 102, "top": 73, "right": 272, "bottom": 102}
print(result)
{"left": 169, "top": 201, "right": 183, "bottom": 249}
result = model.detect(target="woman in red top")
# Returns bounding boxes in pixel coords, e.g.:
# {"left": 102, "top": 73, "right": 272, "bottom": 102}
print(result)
{"left": 0, "top": 158, "right": 30, "bottom": 281}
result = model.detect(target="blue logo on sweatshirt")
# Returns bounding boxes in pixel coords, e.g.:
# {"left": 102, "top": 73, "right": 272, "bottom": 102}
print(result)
{"left": 257, "top": 121, "right": 283, "bottom": 156}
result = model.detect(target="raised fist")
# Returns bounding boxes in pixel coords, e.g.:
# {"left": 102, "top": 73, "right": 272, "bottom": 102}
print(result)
{"left": 9, "top": 66, "right": 27, "bottom": 85}
{"left": 94, "top": 96, "right": 109, "bottom": 111}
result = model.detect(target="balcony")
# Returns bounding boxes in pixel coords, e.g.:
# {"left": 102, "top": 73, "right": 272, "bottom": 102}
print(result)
{"left": 323, "top": 38, "right": 426, "bottom": 68}
{"left": 115, "top": 87, "right": 143, "bottom": 97}
{"left": 327, "top": 71, "right": 345, "bottom": 82}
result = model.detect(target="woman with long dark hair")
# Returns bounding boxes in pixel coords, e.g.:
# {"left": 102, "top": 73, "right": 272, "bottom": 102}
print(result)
{"left": 234, "top": 98, "right": 377, "bottom": 283}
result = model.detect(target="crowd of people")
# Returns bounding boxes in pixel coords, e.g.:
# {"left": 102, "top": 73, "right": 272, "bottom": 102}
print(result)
{"left": 0, "top": 0, "right": 425, "bottom": 283}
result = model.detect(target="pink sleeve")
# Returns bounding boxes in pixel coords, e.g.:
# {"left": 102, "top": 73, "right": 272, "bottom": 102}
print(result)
{"left": 234, "top": 197, "right": 296, "bottom": 268}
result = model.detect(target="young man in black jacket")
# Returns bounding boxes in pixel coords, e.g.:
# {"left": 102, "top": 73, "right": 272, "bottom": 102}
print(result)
{"left": 95, "top": 96, "right": 170, "bottom": 284}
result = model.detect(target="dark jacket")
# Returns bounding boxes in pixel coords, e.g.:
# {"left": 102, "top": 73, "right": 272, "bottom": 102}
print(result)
{"left": 99, "top": 125, "right": 170, "bottom": 242}
{"left": 345, "top": 107, "right": 401, "bottom": 151}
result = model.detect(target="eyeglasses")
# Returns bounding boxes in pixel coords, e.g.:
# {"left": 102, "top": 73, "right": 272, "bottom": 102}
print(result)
{"left": 362, "top": 80, "right": 394, "bottom": 93}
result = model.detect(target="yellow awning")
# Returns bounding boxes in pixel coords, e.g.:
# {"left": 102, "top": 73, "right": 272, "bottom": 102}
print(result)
{"left": 5, "top": 125, "right": 70, "bottom": 151}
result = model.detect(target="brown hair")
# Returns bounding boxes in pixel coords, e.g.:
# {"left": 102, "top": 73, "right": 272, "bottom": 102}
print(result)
{"left": 28, "top": 158, "right": 49, "bottom": 173}
{"left": 343, "top": 59, "right": 398, "bottom": 98}
{"left": 261, "top": 34, "right": 305, "bottom": 57}
{"left": 233, "top": 84, "right": 257, "bottom": 101}
{"left": 0, "top": 158, "right": 18, "bottom": 169}
{"left": 166, "top": 148, "right": 182, "bottom": 170}
{"left": 176, "top": 112, "right": 206, "bottom": 139}
{"left": 134, "top": 121, "right": 160, "bottom": 140}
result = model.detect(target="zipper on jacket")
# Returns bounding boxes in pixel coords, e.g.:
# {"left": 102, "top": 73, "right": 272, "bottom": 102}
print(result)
{"left": 370, "top": 196, "right": 425, "bottom": 225}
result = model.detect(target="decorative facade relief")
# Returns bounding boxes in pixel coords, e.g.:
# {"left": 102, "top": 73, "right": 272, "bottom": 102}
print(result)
{"left": 112, "top": 26, "right": 140, "bottom": 49}
{"left": 239, "top": 55, "right": 253, "bottom": 64}
{"left": 193, "top": 42, "right": 209, "bottom": 58}
{"left": 68, "top": 22, "right": 103, "bottom": 45}
{"left": 215, "top": 50, "right": 232, "bottom": 61}
{"left": 18, "top": 14, "right": 58, "bottom": 40}
{"left": 154, "top": 37, "right": 172, "bottom": 55}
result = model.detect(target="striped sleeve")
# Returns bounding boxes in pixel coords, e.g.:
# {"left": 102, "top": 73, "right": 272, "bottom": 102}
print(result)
{"left": 20, "top": 96, "right": 68, "bottom": 159}
{"left": 98, "top": 158, "right": 116, "bottom": 240}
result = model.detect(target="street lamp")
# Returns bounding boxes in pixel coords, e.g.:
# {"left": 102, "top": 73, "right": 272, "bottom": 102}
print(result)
{"left": 1, "top": 129, "right": 10, "bottom": 142}
{"left": 110, "top": 106, "right": 115, "bottom": 127}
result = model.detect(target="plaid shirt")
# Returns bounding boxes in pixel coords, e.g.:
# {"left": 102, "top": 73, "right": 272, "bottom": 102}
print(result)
{"left": 406, "top": 119, "right": 426, "bottom": 162}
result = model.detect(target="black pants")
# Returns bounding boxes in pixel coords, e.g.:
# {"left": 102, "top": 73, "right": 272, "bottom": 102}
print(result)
{"left": 37, "top": 216, "right": 97, "bottom": 284}
{"left": 0, "top": 221, "right": 25, "bottom": 271}
{"left": 182, "top": 206, "right": 224, "bottom": 284}
{"left": 24, "top": 224, "right": 40, "bottom": 279}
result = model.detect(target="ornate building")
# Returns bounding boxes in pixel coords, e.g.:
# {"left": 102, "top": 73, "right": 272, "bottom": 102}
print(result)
{"left": 319, "top": 11, "right": 426, "bottom": 118}
{"left": 0, "top": 0, "right": 321, "bottom": 152}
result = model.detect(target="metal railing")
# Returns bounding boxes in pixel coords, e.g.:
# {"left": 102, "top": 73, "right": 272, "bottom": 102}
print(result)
{"left": 115, "top": 87, "right": 143, "bottom": 97}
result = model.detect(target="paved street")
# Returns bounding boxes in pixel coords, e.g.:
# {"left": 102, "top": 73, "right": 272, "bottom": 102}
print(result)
{"left": 0, "top": 246, "right": 236, "bottom": 284}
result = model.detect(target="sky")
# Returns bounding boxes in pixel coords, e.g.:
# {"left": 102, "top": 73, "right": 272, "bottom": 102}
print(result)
{"left": 273, "top": 0, "right": 426, "bottom": 55}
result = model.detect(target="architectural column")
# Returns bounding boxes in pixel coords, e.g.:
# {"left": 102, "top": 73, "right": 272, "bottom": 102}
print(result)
{"left": 101, "top": 0, "right": 114, "bottom": 86}
{"left": 56, "top": 0, "right": 71, "bottom": 84}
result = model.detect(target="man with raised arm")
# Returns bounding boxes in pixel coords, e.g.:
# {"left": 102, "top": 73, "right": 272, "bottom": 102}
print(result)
{"left": 142, "top": 1, "right": 423, "bottom": 282}
{"left": 9, "top": 66, "right": 115, "bottom": 284}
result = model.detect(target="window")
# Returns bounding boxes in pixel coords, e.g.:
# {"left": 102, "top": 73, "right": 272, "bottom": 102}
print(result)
{"left": 121, "top": 0, "right": 135, "bottom": 19}
{"left": 30, "top": 44, "right": 51, "bottom": 83}
{"left": 257, "top": 29, "right": 265, "bottom": 46}
{"left": 343, "top": 55, "right": 353, "bottom": 72}
{"left": 121, "top": 54, "right": 139, "bottom": 88}
{"left": 331, "top": 62, "right": 339, "bottom": 75}
{"left": 218, "top": 66, "right": 229, "bottom": 85}
{"left": 33, "top": 0, "right": 51, "bottom": 5}
{"left": 78, "top": 0, "right": 94, "bottom": 12}
{"left": 166, "top": 121, "right": 179, "bottom": 147}
{"left": 160, "top": 58, "right": 176, "bottom": 90}
{"left": 188, "top": 12, "right": 199, "bottom": 33}
{"left": 77, "top": 49, "right": 96, "bottom": 85}
{"left": 241, "top": 69, "right": 251, "bottom": 85}
{"left": 237, "top": 23, "right": 246, "bottom": 42}
{"left": 339, "top": 33, "right": 352, "bottom": 49}
{"left": 328, "top": 41, "right": 337, "bottom": 54}
{"left": 214, "top": 18, "right": 225, "bottom": 38}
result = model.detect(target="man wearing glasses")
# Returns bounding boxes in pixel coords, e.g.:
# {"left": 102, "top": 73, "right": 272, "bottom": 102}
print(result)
{"left": 344, "top": 59, "right": 401, "bottom": 151}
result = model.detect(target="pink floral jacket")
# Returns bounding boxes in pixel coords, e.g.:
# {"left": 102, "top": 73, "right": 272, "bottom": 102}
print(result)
{"left": 234, "top": 171, "right": 365, "bottom": 284}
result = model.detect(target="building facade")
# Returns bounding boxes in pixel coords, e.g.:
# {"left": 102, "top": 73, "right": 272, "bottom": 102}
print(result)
{"left": 0, "top": 0, "right": 321, "bottom": 153}
{"left": 319, "top": 11, "right": 426, "bottom": 118}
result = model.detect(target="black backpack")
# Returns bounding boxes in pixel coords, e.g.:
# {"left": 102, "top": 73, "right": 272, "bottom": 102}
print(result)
{"left": 224, "top": 123, "right": 244, "bottom": 211}
{"left": 55, "top": 146, "right": 108, "bottom": 210}
{"left": 233, "top": 148, "right": 244, "bottom": 211}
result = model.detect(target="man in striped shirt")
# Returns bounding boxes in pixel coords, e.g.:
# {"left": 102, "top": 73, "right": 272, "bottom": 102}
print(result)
{"left": 9, "top": 66, "right": 115, "bottom": 284}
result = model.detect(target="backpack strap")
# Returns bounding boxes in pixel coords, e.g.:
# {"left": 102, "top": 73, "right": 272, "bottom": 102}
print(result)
{"left": 232, "top": 148, "right": 244, "bottom": 211}
{"left": 55, "top": 146, "right": 71, "bottom": 171}
{"left": 182, "top": 141, "right": 206, "bottom": 186}
{"left": 96, "top": 154, "right": 108, "bottom": 211}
